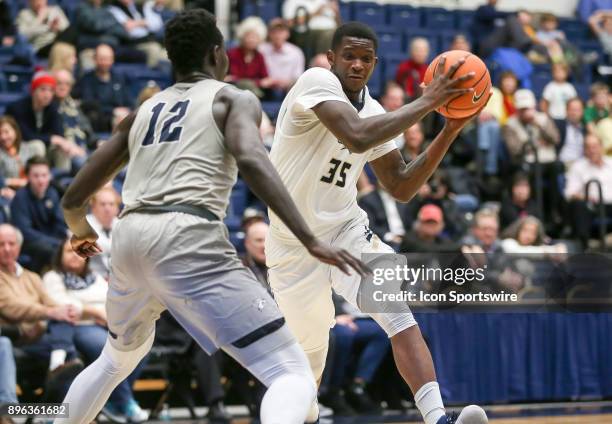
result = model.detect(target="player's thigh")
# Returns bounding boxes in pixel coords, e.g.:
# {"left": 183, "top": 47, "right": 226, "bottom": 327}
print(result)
{"left": 267, "top": 239, "right": 335, "bottom": 352}
{"left": 330, "top": 224, "right": 417, "bottom": 338}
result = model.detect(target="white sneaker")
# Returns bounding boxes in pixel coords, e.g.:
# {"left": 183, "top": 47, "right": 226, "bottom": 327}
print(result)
{"left": 455, "top": 405, "right": 488, "bottom": 424}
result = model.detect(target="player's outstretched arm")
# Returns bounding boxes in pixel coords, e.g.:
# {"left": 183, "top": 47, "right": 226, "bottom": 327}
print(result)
{"left": 217, "top": 87, "right": 369, "bottom": 276}
{"left": 369, "top": 94, "right": 492, "bottom": 203}
{"left": 312, "top": 56, "right": 474, "bottom": 154}
{"left": 62, "top": 111, "right": 136, "bottom": 257}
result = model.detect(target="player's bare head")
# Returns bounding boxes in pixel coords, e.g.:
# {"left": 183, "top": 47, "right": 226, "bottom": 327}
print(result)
{"left": 328, "top": 22, "right": 378, "bottom": 97}
{"left": 165, "top": 9, "right": 227, "bottom": 80}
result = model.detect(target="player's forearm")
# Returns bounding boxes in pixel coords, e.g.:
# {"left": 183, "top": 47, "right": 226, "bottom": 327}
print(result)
{"left": 350, "top": 97, "right": 431, "bottom": 152}
{"left": 391, "top": 125, "right": 461, "bottom": 202}
{"left": 237, "top": 153, "right": 316, "bottom": 248}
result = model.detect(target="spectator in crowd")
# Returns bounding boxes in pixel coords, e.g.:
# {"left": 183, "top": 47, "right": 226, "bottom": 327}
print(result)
{"left": 0, "top": 328, "right": 17, "bottom": 423}
{"left": 380, "top": 82, "right": 406, "bottom": 148}
{"left": 0, "top": 0, "right": 35, "bottom": 66}
{"left": 395, "top": 37, "right": 430, "bottom": 100}
{"left": 500, "top": 172, "right": 541, "bottom": 229}
{"left": 557, "top": 97, "right": 586, "bottom": 166}
{"left": 320, "top": 293, "right": 389, "bottom": 416}
{"left": 137, "top": 82, "right": 161, "bottom": 106}
{"left": 48, "top": 42, "right": 78, "bottom": 73}
{"left": 478, "top": 72, "right": 509, "bottom": 177}
{"left": 588, "top": 10, "right": 612, "bottom": 58}
{"left": 74, "top": 44, "right": 133, "bottom": 132}
{"left": 259, "top": 18, "right": 305, "bottom": 95}
{"left": 43, "top": 238, "right": 149, "bottom": 422}
{"left": 400, "top": 122, "right": 425, "bottom": 162}
{"left": 578, "top": 0, "right": 611, "bottom": 23}
{"left": 534, "top": 13, "right": 566, "bottom": 64}
{"left": 472, "top": 0, "right": 507, "bottom": 52}
{"left": 6, "top": 71, "right": 73, "bottom": 157}
{"left": 461, "top": 208, "right": 503, "bottom": 254}
{"left": 484, "top": 70, "right": 519, "bottom": 126}
{"left": 399, "top": 204, "right": 459, "bottom": 253}
{"left": 584, "top": 82, "right": 610, "bottom": 133}
{"left": 541, "top": 63, "right": 577, "bottom": 120}
{"left": 227, "top": 17, "right": 272, "bottom": 98}
{"left": 10, "top": 157, "right": 67, "bottom": 272}
{"left": 596, "top": 115, "right": 612, "bottom": 154}
{"left": 283, "top": 0, "right": 340, "bottom": 61}
{"left": 16, "top": 0, "right": 69, "bottom": 57}
{"left": 0, "top": 224, "right": 82, "bottom": 397}
{"left": 51, "top": 69, "right": 89, "bottom": 173}
{"left": 0, "top": 116, "right": 45, "bottom": 194}
{"left": 107, "top": 0, "right": 167, "bottom": 68}
{"left": 358, "top": 184, "right": 407, "bottom": 249}
{"left": 154, "top": 311, "right": 233, "bottom": 423}
{"left": 145, "top": 0, "right": 177, "bottom": 40}
{"left": 478, "top": 9, "right": 537, "bottom": 58}
{"left": 501, "top": 215, "right": 567, "bottom": 255}
{"left": 565, "top": 133, "right": 612, "bottom": 248}
{"left": 86, "top": 187, "right": 120, "bottom": 279}
{"left": 309, "top": 52, "right": 331, "bottom": 69}
{"left": 73, "top": 0, "right": 130, "bottom": 67}
{"left": 450, "top": 33, "right": 471, "bottom": 52}
{"left": 0, "top": 0, "right": 15, "bottom": 48}
{"left": 242, "top": 218, "right": 269, "bottom": 290}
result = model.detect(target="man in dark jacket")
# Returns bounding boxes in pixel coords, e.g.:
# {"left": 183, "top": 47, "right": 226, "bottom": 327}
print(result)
{"left": 9, "top": 157, "right": 67, "bottom": 272}
{"left": 5, "top": 71, "right": 73, "bottom": 153}
{"left": 74, "top": 0, "right": 129, "bottom": 50}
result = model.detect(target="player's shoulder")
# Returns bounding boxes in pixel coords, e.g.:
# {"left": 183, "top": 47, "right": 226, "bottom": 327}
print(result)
{"left": 297, "top": 67, "right": 340, "bottom": 87}
{"left": 364, "top": 90, "right": 386, "bottom": 114}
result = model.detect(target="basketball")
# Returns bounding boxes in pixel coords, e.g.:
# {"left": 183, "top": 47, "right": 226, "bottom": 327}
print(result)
{"left": 423, "top": 50, "right": 492, "bottom": 119}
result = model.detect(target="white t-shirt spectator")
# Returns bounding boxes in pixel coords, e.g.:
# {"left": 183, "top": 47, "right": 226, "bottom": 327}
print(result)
{"left": 564, "top": 156, "right": 612, "bottom": 203}
{"left": 542, "top": 81, "right": 577, "bottom": 120}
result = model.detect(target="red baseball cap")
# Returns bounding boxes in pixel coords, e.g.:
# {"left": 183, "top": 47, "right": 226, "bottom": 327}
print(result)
{"left": 418, "top": 204, "right": 443, "bottom": 223}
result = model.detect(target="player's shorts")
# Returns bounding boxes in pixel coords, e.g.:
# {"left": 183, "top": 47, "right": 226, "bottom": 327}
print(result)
{"left": 266, "top": 219, "right": 417, "bottom": 354}
{"left": 107, "top": 211, "right": 294, "bottom": 366}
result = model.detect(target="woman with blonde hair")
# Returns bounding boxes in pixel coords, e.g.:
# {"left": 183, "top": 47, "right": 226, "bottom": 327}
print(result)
{"left": 49, "top": 42, "right": 77, "bottom": 73}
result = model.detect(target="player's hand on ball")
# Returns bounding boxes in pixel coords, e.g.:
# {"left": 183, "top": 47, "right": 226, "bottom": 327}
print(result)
{"left": 307, "top": 240, "right": 371, "bottom": 277}
{"left": 444, "top": 91, "right": 493, "bottom": 133}
{"left": 420, "top": 55, "right": 475, "bottom": 111}
{"left": 70, "top": 233, "right": 102, "bottom": 258}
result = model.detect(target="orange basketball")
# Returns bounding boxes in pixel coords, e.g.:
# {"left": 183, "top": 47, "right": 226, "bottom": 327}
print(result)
{"left": 423, "top": 50, "right": 491, "bottom": 119}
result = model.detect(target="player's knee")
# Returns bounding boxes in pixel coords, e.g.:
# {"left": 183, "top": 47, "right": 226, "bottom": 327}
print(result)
{"left": 103, "top": 330, "right": 154, "bottom": 373}
{"left": 304, "top": 345, "right": 328, "bottom": 381}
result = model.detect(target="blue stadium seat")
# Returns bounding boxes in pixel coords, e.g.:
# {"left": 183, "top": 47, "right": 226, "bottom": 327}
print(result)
{"left": 387, "top": 5, "right": 420, "bottom": 30}
{"left": 353, "top": 2, "right": 386, "bottom": 27}
{"left": 1, "top": 65, "right": 33, "bottom": 93}
{"left": 339, "top": 1, "right": 352, "bottom": 22}
{"left": 455, "top": 10, "right": 475, "bottom": 31}
{"left": 374, "top": 28, "right": 403, "bottom": 54}
{"left": 261, "top": 101, "right": 282, "bottom": 122}
{"left": 574, "top": 82, "right": 590, "bottom": 101}
{"left": 558, "top": 18, "right": 592, "bottom": 41}
{"left": 439, "top": 29, "right": 466, "bottom": 51}
{"left": 422, "top": 8, "right": 454, "bottom": 30}
{"left": 531, "top": 73, "right": 550, "bottom": 99}
{"left": 0, "top": 93, "right": 22, "bottom": 108}
{"left": 381, "top": 53, "right": 406, "bottom": 84}
{"left": 0, "top": 46, "right": 14, "bottom": 64}
{"left": 239, "top": 0, "right": 280, "bottom": 23}
{"left": 229, "top": 231, "right": 245, "bottom": 253}
{"left": 367, "top": 64, "right": 383, "bottom": 98}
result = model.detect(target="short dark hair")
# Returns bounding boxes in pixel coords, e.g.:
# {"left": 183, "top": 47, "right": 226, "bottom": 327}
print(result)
{"left": 512, "top": 171, "right": 530, "bottom": 186}
{"left": 331, "top": 21, "right": 378, "bottom": 52}
{"left": 164, "top": 9, "right": 223, "bottom": 75}
{"left": 25, "top": 156, "right": 50, "bottom": 174}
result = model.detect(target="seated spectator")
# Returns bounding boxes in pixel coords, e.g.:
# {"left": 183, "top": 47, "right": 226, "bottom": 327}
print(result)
{"left": 500, "top": 172, "right": 541, "bottom": 229}
{"left": 534, "top": 13, "right": 567, "bottom": 64}
{"left": 107, "top": 0, "right": 167, "bottom": 68}
{"left": 74, "top": 44, "right": 133, "bottom": 132}
{"left": 596, "top": 115, "right": 612, "bottom": 154}
{"left": 6, "top": 71, "right": 73, "bottom": 156}
{"left": 380, "top": 82, "right": 405, "bottom": 147}
{"left": 461, "top": 208, "right": 503, "bottom": 254}
{"left": 399, "top": 204, "right": 460, "bottom": 253}
{"left": 242, "top": 217, "right": 269, "bottom": 290}
{"left": 584, "top": 82, "right": 610, "bottom": 133}
{"left": 358, "top": 184, "right": 407, "bottom": 249}
{"left": 16, "top": 0, "right": 69, "bottom": 58}
{"left": 10, "top": 157, "right": 67, "bottom": 272}
{"left": 52, "top": 69, "right": 89, "bottom": 173}
{"left": 0, "top": 116, "right": 45, "bottom": 193}
{"left": 0, "top": 325, "right": 18, "bottom": 420}
{"left": 259, "top": 18, "right": 305, "bottom": 95}
{"left": 320, "top": 293, "right": 389, "bottom": 416}
{"left": 395, "top": 37, "right": 429, "bottom": 100}
{"left": 450, "top": 33, "right": 471, "bottom": 52}
{"left": 501, "top": 215, "right": 567, "bottom": 255}
{"left": 309, "top": 52, "right": 331, "bottom": 69}
{"left": 144, "top": 0, "right": 177, "bottom": 41}
{"left": 43, "top": 238, "right": 149, "bottom": 422}
{"left": 226, "top": 17, "right": 272, "bottom": 98}
{"left": 48, "top": 42, "right": 78, "bottom": 73}
{"left": 400, "top": 122, "right": 425, "bottom": 162}
{"left": 86, "top": 187, "right": 120, "bottom": 279}
{"left": 557, "top": 97, "right": 586, "bottom": 166}
{"left": 0, "top": 0, "right": 35, "bottom": 66}
{"left": 283, "top": 0, "right": 339, "bottom": 61}
{"left": 479, "top": 10, "right": 537, "bottom": 58}
{"left": 0, "top": 224, "right": 82, "bottom": 399}
{"left": 73, "top": 0, "right": 130, "bottom": 67}
{"left": 472, "top": 0, "right": 507, "bottom": 53}
{"left": 137, "top": 82, "right": 161, "bottom": 106}
{"left": 483, "top": 70, "right": 519, "bottom": 126}
{"left": 565, "top": 133, "right": 612, "bottom": 248}
{"left": 541, "top": 63, "right": 577, "bottom": 120}
{"left": 154, "top": 312, "right": 232, "bottom": 423}
{"left": 588, "top": 10, "right": 612, "bottom": 58}
{"left": 578, "top": 0, "right": 611, "bottom": 23}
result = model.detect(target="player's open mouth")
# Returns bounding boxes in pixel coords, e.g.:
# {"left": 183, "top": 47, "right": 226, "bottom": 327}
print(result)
{"left": 348, "top": 75, "right": 364, "bottom": 80}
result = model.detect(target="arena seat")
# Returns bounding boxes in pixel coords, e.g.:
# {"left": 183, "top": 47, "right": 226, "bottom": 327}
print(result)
{"left": 261, "top": 100, "right": 283, "bottom": 122}
{"left": 1, "top": 65, "right": 33, "bottom": 93}
{"left": 339, "top": 1, "right": 352, "bottom": 22}
{"left": 352, "top": 2, "right": 386, "bottom": 27}
{"left": 387, "top": 5, "right": 421, "bottom": 30}
{"left": 0, "top": 92, "right": 23, "bottom": 108}
{"left": 421, "top": 7, "right": 455, "bottom": 30}
{"left": 374, "top": 28, "right": 404, "bottom": 54}
{"left": 402, "top": 29, "right": 440, "bottom": 59}
{"left": 381, "top": 53, "right": 406, "bottom": 85}
{"left": 455, "top": 10, "right": 475, "bottom": 31}
{"left": 368, "top": 64, "right": 383, "bottom": 98}
{"left": 239, "top": 0, "right": 280, "bottom": 23}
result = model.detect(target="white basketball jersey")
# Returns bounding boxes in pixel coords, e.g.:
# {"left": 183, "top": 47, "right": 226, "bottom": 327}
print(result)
{"left": 269, "top": 67, "right": 397, "bottom": 242}
{"left": 122, "top": 79, "right": 236, "bottom": 220}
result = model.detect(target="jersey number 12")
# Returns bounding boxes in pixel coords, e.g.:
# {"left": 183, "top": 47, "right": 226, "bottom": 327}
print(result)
{"left": 142, "top": 100, "right": 191, "bottom": 146}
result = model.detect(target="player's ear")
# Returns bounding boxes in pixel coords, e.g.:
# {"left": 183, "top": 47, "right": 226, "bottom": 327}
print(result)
{"left": 326, "top": 50, "right": 335, "bottom": 68}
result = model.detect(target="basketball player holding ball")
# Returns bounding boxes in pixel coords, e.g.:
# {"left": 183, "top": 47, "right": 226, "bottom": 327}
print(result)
{"left": 267, "top": 22, "right": 491, "bottom": 424}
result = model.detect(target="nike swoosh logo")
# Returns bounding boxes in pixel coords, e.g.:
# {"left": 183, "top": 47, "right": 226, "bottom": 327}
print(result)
{"left": 472, "top": 86, "right": 487, "bottom": 103}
